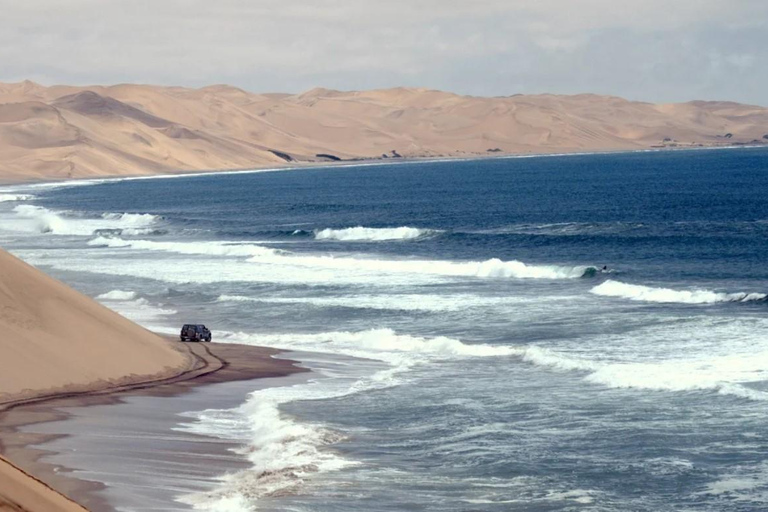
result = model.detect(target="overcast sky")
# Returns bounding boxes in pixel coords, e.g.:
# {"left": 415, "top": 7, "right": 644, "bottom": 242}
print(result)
{"left": 2, "top": 0, "right": 767, "bottom": 105}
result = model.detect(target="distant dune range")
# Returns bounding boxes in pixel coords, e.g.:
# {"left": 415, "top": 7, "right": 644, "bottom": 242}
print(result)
{"left": 0, "top": 80, "right": 767, "bottom": 180}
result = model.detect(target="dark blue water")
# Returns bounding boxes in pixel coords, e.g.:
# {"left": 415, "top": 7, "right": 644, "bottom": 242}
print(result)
{"left": 39, "top": 149, "right": 768, "bottom": 281}
{"left": 2, "top": 147, "right": 768, "bottom": 511}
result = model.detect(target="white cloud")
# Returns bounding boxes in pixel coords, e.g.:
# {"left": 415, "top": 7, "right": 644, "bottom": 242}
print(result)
{"left": 0, "top": 0, "right": 766, "bottom": 104}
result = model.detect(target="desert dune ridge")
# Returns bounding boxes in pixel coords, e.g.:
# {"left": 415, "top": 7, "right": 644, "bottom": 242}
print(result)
{"left": 0, "top": 249, "right": 193, "bottom": 403}
{"left": 0, "top": 80, "right": 767, "bottom": 181}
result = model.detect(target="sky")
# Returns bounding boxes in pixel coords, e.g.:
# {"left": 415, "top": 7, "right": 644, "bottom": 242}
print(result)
{"left": 2, "top": 0, "right": 767, "bottom": 105}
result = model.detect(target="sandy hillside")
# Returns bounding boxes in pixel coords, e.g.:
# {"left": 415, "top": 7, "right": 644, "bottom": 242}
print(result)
{"left": 0, "top": 80, "right": 767, "bottom": 181}
{"left": 0, "top": 454, "right": 88, "bottom": 512}
{"left": 0, "top": 249, "right": 190, "bottom": 402}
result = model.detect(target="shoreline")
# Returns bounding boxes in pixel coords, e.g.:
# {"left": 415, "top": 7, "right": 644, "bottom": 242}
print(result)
{"left": 1, "top": 143, "right": 765, "bottom": 189}
{"left": 0, "top": 339, "right": 309, "bottom": 512}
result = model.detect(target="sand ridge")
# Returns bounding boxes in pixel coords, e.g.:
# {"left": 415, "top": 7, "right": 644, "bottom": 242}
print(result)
{"left": 0, "top": 454, "right": 88, "bottom": 512}
{"left": 0, "top": 248, "right": 189, "bottom": 510}
{"left": 0, "top": 80, "right": 766, "bottom": 181}
{"left": 0, "top": 249, "right": 193, "bottom": 403}
{"left": 0, "top": 224, "right": 307, "bottom": 512}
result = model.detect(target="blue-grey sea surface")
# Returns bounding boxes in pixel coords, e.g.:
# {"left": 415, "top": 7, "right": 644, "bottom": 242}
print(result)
{"left": 2, "top": 148, "right": 768, "bottom": 511}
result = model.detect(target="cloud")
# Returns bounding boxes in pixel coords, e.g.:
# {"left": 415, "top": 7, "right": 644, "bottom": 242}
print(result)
{"left": 0, "top": 0, "right": 766, "bottom": 104}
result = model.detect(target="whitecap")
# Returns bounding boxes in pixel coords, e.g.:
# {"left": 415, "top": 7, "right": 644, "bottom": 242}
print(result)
{"left": 314, "top": 226, "right": 435, "bottom": 241}
{"left": 96, "top": 290, "right": 137, "bottom": 300}
{"left": 591, "top": 280, "right": 766, "bottom": 304}
{"left": 0, "top": 193, "right": 35, "bottom": 202}
{"left": 11, "top": 205, "right": 160, "bottom": 236}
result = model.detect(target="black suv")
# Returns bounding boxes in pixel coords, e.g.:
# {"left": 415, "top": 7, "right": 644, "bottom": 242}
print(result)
{"left": 180, "top": 324, "right": 212, "bottom": 342}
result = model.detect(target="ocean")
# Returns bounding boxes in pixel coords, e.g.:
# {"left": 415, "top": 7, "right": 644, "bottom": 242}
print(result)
{"left": 2, "top": 147, "right": 768, "bottom": 511}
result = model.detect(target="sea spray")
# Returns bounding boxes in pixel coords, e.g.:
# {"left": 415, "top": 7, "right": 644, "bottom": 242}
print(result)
{"left": 12, "top": 205, "right": 160, "bottom": 236}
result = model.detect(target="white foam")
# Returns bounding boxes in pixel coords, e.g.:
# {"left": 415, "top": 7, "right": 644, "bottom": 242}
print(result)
{"left": 520, "top": 346, "right": 600, "bottom": 372}
{"left": 511, "top": 321, "right": 768, "bottom": 401}
{"left": 216, "top": 293, "right": 542, "bottom": 312}
{"left": 516, "top": 348, "right": 768, "bottom": 401}
{"left": 178, "top": 392, "right": 353, "bottom": 508}
{"left": 41, "top": 255, "right": 591, "bottom": 287}
{"left": 246, "top": 254, "right": 592, "bottom": 280}
{"left": 0, "top": 193, "right": 34, "bottom": 202}
{"left": 88, "top": 237, "right": 280, "bottom": 257}
{"left": 99, "top": 297, "right": 176, "bottom": 325}
{"left": 74, "top": 235, "right": 596, "bottom": 285}
{"left": 583, "top": 354, "right": 768, "bottom": 400}
{"left": 698, "top": 461, "right": 768, "bottom": 502}
{"left": 591, "top": 280, "right": 766, "bottom": 304}
{"left": 217, "top": 328, "right": 518, "bottom": 398}
{"left": 222, "top": 328, "right": 518, "bottom": 364}
{"left": 10, "top": 205, "right": 159, "bottom": 236}
{"left": 314, "top": 226, "right": 434, "bottom": 241}
{"left": 96, "top": 290, "right": 137, "bottom": 300}
{"left": 545, "top": 489, "right": 599, "bottom": 504}
{"left": 177, "top": 328, "right": 517, "bottom": 508}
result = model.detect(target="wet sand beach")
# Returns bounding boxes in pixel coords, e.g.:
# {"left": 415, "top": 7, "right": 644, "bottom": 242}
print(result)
{"left": 0, "top": 340, "right": 307, "bottom": 511}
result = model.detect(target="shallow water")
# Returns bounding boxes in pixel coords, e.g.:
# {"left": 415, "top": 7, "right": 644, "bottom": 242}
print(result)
{"left": 3, "top": 148, "right": 768, "bottom": 511}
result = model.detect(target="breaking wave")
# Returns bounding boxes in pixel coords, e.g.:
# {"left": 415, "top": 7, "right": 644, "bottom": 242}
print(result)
{"left": 180, "top": 323, "right": 768, "bottom": 510}
{"left": 223, "top": 328, "right": 518, "bottom": 364}
{"left": 177, "top": 391, "right": 352, "bottom": 508}
{"left": 96, "top": 290, "right": 137, "bottom": 300}
{"left": 11, "top": 205, "right": 159, "bottom": 236}
{"left": 262, "top": 256, "right": 595, "bottom": 280}
{"left": 0, "top": 193, "right": 34, "bottom": 202}
{"left": 87, "top": 236, "right": 594, "bottom": 282}
{"left": 177, "top": 328, "right": 517, "bottom": 509}
{"left": 216, "top": 293, "right": 530, "bottom": 312}
{"left": 591, "top": 280, "right": 766, "bottom": 304}
{"left": 98, "top": 296, "right": 176, "bottom": 325}
{"left": 519, "top": 346, "right": 600, "bottom": 372}
{"left": 88, "top": 237, "right": 280, "bottom": 257}
{"left": 314, "top": 226, "right": 435, "bottom": 241}
{"left": 582, "top": 357, "right": 768, "bottom": 401}
{"left": 510, "top": 336, "right": 768, "bottom": 401}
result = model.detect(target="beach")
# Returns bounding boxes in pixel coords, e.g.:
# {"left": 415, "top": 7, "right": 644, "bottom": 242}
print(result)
{"left": 2, "top": 147, "right": 768, "bottom": 510}
{"left": 1, "top": 0, "right": 766, "bottom": 508}
{"left": 0, "top": 337, "right": 307, "bottom": 511}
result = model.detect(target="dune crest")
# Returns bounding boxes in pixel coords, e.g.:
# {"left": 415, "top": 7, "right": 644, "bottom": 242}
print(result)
{"left": 0, "top": 81, "right": 767, "bottom": 181}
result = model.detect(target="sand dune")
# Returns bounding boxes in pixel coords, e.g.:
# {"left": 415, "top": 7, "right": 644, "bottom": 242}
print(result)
{"left": 0, "top": 80, "right": 766, "bottom": 181}
{"left": 0, "top": 249, "right": 191, "bottom": 402}
{"left": 0, "top": 248, "right": 196, "bottom": 510}
{"left": 0, "top": 455, "right": 88, "bottom": 512}
{"left": 0, "top": 247, "right": 307, "bottom": 511}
